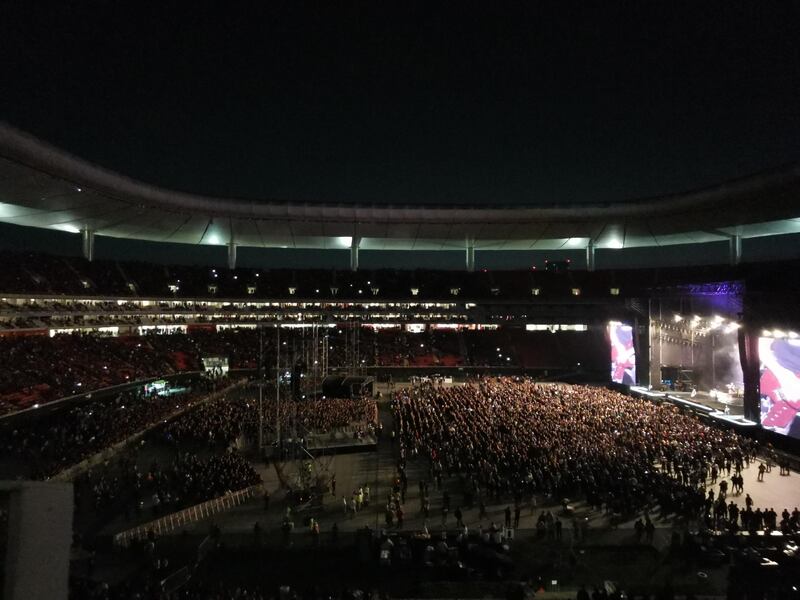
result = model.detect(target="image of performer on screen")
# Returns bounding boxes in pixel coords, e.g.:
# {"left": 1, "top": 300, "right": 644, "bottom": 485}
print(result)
{"left": 610, "top": 323, "right": 636, "bottom": 385}
{"left": 759, "top": 337, "right": 800, "bottom": 439}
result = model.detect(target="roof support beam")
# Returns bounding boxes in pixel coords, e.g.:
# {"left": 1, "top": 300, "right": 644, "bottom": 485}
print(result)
{"left": 729, "top": 234, "right": 742, "bottom": 266}
{"left": 586, "top": 240, "right": 595, "bottom": 272}
{"left": 81, "top": 228, "right": 95, "bottom": 262}
{"left": 350, "top": 236, "right": 361, "bottom": 271}
{"left": 466, "top": 240, "right": 475, "bottom": 272}
{"left": 227, "top": 241, "right": 237, "bottom": 270}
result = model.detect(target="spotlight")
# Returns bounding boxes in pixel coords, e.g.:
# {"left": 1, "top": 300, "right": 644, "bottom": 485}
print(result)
{"left": 724, "top": 323, "right": 740, "bottom": 334}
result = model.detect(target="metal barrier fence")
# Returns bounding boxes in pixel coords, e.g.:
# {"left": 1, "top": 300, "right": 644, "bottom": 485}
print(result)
{"left": 113, "top": 483, "right": 264, "bottom": 547}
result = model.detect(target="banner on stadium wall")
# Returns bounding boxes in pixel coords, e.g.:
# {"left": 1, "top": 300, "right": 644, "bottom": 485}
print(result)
{"left": 609, "top": 321, "right": 636, "bottom": 385}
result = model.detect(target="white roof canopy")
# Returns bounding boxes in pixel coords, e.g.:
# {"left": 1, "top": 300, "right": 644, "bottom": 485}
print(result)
{"left": 1, "top": 122, "right": 799, "bottom": 252}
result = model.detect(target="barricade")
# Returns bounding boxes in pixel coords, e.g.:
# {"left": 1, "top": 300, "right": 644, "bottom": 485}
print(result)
{"left": 113, "top": 483, "right": 264, "bottom": 547}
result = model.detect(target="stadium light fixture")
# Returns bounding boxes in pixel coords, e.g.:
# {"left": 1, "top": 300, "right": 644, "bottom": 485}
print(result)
{"left": 789, "top": 331, "right": 798, "bottom": 339}
{"left": 52, "top": 224, "right": 81, "bottom": 234}
{"left": 724, "top": 322, "right": 740, "bottom": 334}
{"left": 762, "top": 330, "right": 772, "bottom": 337}
{"left": 673, "top": 314, "right": 683, "bottom": 322}
{"left": 773, "top": 329, "right": 786, "bottom": 338}
{"left": 608, "top": 240, "right": 624, "bottom": 249}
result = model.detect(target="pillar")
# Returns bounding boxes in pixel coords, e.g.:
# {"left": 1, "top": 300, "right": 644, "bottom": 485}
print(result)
{"left": 738, "top": 322, "right": 760, "bottom": 423}
{"left": 634, "top": 315, "right": 650, "bottom": 388}
{"left": 227, "top": 242, "right": 237, "bottom": 270}
{"left": 81, "top": 228, "right": 95, "bottom": 262}
{"left": 466, "top": 241, "right": 475, "bottom": 272}
{"left": 586, "top": 240, "right": 595, "bottom": 272}
{"left": 729, "top": 234, "right": 742, "bottom": 266}
{"left": 350, "top": 236, "right": 361, "bottom": 271}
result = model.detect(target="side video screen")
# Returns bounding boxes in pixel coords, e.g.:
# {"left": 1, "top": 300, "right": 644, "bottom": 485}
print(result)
{"left": 759, "top": 336, "right": 800, "bottom": 439}
{"left": 609, "top": 321, "right": 636, "bottom": 385}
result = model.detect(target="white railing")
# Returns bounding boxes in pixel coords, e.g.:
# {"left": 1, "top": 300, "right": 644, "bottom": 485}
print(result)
{"left": 113, "top": 483, "right": 263, "bottom": 547}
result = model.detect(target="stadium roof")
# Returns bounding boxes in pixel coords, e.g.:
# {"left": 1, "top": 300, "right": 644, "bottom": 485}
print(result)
{"left": 1, "top": 121, "right": 800, "bottom": 263}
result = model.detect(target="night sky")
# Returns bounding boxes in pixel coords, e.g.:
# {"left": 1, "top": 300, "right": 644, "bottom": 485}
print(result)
{"left": 2, "top": 3, "right": 800, "bottom": 209}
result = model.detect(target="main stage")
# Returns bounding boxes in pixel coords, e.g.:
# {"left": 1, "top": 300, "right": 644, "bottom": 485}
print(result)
{"left": 629, "top": 386, "right": 758, "bottom": 431}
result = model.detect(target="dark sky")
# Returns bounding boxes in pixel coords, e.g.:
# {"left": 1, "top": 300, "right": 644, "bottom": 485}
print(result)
{"left": 2, "top": 2, "right": 800, "bottom": 207}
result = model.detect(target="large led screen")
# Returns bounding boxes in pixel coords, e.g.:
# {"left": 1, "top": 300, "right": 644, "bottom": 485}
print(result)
{"left": 759, "top": 336, "right": 800, "bottom": 439}
{"left": 609, "top": 321, "right": 636, "bottom": 385}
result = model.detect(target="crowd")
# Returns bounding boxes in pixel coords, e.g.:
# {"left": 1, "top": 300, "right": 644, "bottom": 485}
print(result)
{"left": 80, "top": 449, "right": 261, "bottom": 522}
{"left": 392, "top": 379, "right": 780, "bottom": 530}
{"left": 289, "top": 397, "right": 378, "bottom": 434}
{"left": 161, "top": 393, "right": 254, "bottom": 447}
{"left": 0, "top": 327, "right": 480, "bottom": 415}
{"left": 0, "top": 248, "right": 683, "bottom": 300}
{"left": 0, "top": 332, "right": 199, "bottom": 413}
{"left": 0, "top": 378, "right": 224, "bottom": 478}
{"left": 162, "top": 391, "right": 378, "bottom": 446}
{"left": 70, "top": 576, "right": 386, "bottom": 600}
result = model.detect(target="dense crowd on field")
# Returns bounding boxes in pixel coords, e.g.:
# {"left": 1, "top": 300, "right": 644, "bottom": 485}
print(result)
{"left": 392, "top": 379, "right": 798, "bottom": 534}
{"left": 81, "top": 448, "right": 261, "bottom": 518}
{"left": 161, "top": 393, "right": 378, "bottom": 446}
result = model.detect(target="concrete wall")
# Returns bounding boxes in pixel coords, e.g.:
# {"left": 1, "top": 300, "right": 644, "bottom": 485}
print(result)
{"left": 1, "top": 481, "right": 73, "bottom": 600}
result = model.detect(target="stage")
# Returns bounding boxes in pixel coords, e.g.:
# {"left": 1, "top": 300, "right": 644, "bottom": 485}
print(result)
{"left": 629, "top": 386, "right": 758, "bottom": 430}
{"left": 305, "top": 431, "right": 377, "bottom": 455}
{"left": 668, "top": 389, "right": 744, "bottom": 414}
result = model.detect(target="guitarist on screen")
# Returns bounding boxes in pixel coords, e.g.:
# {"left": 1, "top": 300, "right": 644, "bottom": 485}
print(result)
{"left": 759, "top": 337, "right": 800, "bottom": 439}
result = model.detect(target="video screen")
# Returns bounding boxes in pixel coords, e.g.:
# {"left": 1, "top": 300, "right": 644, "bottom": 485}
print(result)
{"left": 759, "top": 336, "right": 800, "bottom": 439}
{"left": 609, "top": 321, "right": 636, "bottom": 385}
